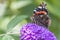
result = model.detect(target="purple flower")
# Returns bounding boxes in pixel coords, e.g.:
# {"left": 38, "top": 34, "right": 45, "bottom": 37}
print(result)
{"left": 20, "top": 23, "right": 57, "bottom": 40}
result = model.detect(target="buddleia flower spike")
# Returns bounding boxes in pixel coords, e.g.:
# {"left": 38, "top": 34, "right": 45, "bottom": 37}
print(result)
{"left": 20, "top": 23, "right": 57, "bottom": 40}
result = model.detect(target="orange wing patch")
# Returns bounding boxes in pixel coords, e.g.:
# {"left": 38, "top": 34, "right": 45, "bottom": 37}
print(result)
{"left": 35, "top": 11, "right": 47, "bottom": 15}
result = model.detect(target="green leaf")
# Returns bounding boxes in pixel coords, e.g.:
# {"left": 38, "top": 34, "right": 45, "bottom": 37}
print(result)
{"left": 10, "top": 1, "right": 32, "bottom": 9}
{"left": 2, "top": 35, "right": 14, "bottom": 40}
{"left": 0, "top": 36, "right": 2, "bottom": 40}
{"left": 47, "top": 2, "right": 60, "bottom": 19}
{"left": 11, "top": 34, "right": 20, "bottom": 40}
{"left": 7, "top": 15, "right": 28, "bottom": 32}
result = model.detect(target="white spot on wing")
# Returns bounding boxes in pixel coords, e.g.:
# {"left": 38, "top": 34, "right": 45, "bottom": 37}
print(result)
{"left": 38, "top": 6, "right": 42, "bottom": 9}
{"left": 34, "top": 10, "right": 36, "bottom": 12}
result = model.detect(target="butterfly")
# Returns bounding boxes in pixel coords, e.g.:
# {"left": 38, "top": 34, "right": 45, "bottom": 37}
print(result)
{"left": 31, "top": 2, "right": 51, "bottom": 28}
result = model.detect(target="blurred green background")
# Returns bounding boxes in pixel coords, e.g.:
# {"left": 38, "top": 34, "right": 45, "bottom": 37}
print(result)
{"left": 0, "top": 0, "right": 60, "bottom": 40}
